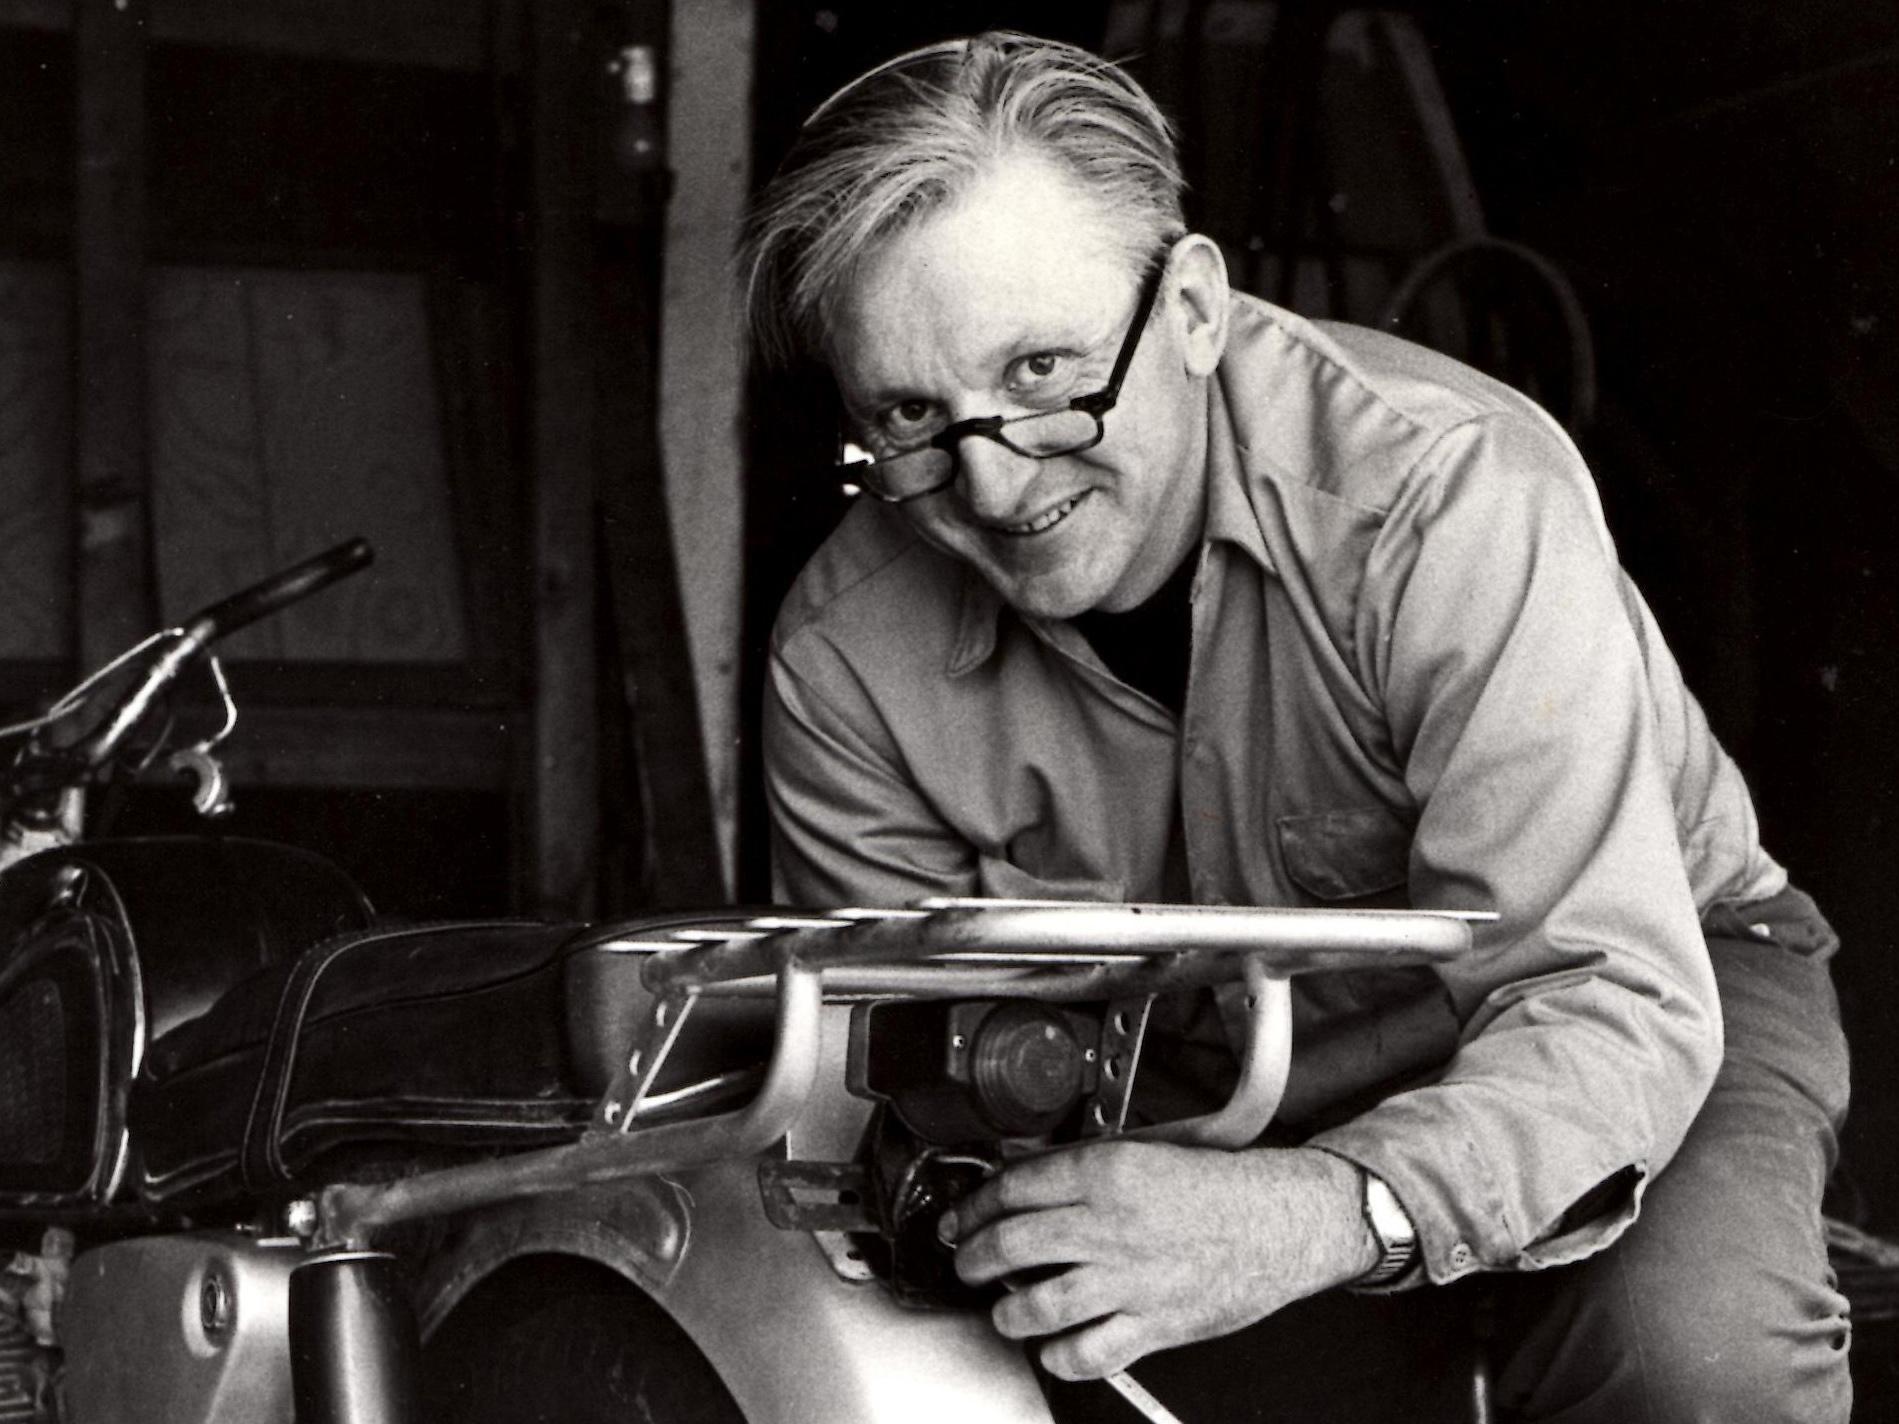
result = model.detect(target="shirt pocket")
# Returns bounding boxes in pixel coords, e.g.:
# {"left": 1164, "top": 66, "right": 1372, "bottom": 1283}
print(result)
{"left": 1275, "top": 804, "right": 1411, "bottom": 903}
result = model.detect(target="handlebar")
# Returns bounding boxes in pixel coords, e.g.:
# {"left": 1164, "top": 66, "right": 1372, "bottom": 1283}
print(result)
{"left": 71, "top": 537, "right": 375, "bottom": 773}
{"left": 181, "top": 538, "right": 374, "bottom": 646}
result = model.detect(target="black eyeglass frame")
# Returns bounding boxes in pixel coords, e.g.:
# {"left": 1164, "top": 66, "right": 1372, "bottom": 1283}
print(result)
{"left": 837, "top": 251, "right": 1173, "bottom": 506}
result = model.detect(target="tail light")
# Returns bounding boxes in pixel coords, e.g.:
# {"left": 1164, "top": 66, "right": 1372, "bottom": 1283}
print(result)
{"left": 848, "top": 999, "right": 1101, "bottom": 1143}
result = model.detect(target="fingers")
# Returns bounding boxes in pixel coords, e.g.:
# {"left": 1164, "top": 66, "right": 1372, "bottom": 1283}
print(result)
{"left": 1038, "top": 1311, "right": 1162, "bottom": 1381}
{"left": 962, "top": 1199, "right": 1105, "bottom": 1285}
{"left": 989, "top": 1259, "right": 1115, "bottom": 1339}
{"left": 942, "top": 1149, "right": 1087, "bottom": 1243}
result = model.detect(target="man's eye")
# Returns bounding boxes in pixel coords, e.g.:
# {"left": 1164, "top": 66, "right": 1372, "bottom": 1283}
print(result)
{"left": 1008, "top": 352, "right": 1068, "bottom": 391}
{"left": 883, "top": 399, "right": 935, "bottom": 435}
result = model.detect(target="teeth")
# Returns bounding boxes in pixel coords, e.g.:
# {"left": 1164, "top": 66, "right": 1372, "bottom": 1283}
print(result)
{"left": 1007, "top": 493, "right": 1084, "bottom": 536}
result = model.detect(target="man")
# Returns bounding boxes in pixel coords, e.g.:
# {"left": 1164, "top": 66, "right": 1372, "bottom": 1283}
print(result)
{"left": 743, "top": 32, "right": 1850, "bottom": 1421}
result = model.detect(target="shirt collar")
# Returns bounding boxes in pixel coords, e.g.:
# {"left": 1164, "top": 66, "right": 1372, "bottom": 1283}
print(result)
{"left": 948, "top": 565, "right": 1004, "bottom": 677}
{"left": 1201, "top": 360, "right": 1277, "bottom": 578}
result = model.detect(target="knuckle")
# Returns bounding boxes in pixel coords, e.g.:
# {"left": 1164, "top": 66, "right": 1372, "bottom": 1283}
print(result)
{"left": 991, "top": 1295, "right": 1032, "bottom": 1339}
{"left": 1040, "top": 1335, "right": 1103, "bottom": 1382}
{"left": 992, "top": 1169, "right": 1025, "bottom": 1212}
{"left": 990, "top": 1216, "right": 1035, "bottom": 1269}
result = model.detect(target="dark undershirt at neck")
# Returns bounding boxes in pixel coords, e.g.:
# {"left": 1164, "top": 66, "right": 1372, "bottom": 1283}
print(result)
{"left": 1071, "top": 550, "right": 1198, "bottom": 718}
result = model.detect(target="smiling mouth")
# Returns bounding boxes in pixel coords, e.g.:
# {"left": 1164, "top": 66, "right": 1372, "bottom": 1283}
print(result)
{"left": 1002, "top": 491, "right": 1088, "bottom": 537}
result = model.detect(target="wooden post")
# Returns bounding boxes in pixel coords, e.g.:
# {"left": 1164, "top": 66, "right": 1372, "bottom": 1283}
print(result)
{"left": 660, "top": 0, "right": 755, "bottom": 892}
{"left": 73, "top": 0, "right": 156, "bottom": 669}
{"left": 592, "top": 0, "right": 726, "bottom": 906}
{"left": 525, "top": 0, "right": 602, "bottom": 917}
{"left": 658, "top": 0, "right": 752, "bottom": 894}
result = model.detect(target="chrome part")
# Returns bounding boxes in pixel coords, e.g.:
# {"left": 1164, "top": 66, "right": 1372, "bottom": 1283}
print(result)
{"left": 317, "top": 902, "right": 1477, "bottom": 1247}
{"left": 284, "top": 1199, "right": 319, "bottom": 1240}
{"left": 0, "top": 631, "right": 179, "bottom": 742}
{"left": 1084, "top": 995, "right": 1155, "bottom": 1137}
{"left": 653, "top": 1159, "right": 1054, "bottom": 1424}
{"left": 196, "top": 654, "right": 239, "bottom": 751}
{"left": 1129, "top": 957, "right": 1295, "bottom": 1149}
{"left": 641, "top": 900, "right": 1475, "bottom": 996}
{"left": 167, "top": 747, "right": 234, "bottom": 819}
{"left": 317, "top": 962, "right": 825, "bottom": 1245}
{"left": 199, "top": 1269, "right": 234, "bottom": 1342}
{"left": 61, "top": 1234, "right": 297, "bottom": 1424}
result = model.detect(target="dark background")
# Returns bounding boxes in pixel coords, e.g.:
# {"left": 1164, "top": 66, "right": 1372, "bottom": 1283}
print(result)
{"left": 0, "top": 1, "right": 1894, "bottom": 1405}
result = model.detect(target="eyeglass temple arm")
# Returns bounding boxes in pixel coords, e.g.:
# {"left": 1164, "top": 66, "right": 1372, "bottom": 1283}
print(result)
{"left": 1075, "top": 258, "right": 1169, "bottom": 416}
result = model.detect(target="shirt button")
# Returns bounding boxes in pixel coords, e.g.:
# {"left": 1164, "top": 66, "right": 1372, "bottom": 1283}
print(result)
{"left": 1450, "top": 1242, "right": 1474, "bottom": 1270}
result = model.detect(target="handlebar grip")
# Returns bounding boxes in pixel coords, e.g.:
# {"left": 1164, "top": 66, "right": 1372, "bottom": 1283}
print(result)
{"left": 182, "top": 538, "right": 374, "bottom": 644}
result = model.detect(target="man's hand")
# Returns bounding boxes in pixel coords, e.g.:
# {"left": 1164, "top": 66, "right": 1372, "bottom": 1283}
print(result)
{"left": 943, "top": 1142, "right": 1378, "bottom": 1379}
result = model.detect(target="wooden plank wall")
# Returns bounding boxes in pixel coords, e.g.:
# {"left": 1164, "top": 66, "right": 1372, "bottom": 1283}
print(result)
{"left": 72, "top": 0, "right": 156, "bottom": 669}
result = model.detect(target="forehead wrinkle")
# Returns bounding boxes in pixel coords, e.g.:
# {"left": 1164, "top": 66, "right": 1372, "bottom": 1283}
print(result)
{"left": 827, "top": 150, "right": 1143, "bottom": 410}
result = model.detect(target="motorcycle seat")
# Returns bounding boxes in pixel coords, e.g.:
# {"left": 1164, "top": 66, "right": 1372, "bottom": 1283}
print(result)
{"left": 0, "top": 838, "right": 376, "bottom": 1211}
{"left": 129, "top": 913, "right": 773, "bottom": 1209}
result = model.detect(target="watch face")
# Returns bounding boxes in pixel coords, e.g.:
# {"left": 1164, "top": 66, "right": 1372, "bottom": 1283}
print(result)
{"left": 1365, "top": 1175, "right": 1417, "bottom": 1248}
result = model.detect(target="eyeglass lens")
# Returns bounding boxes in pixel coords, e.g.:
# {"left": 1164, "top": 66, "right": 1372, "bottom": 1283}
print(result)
{"left": 858, "top": 407, "right": 1102, "bottom": 500}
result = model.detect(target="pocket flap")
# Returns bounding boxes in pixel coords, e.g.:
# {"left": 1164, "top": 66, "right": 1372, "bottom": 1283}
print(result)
{"left": 1276, "top": 805, "right": 1411, "bottom": 901}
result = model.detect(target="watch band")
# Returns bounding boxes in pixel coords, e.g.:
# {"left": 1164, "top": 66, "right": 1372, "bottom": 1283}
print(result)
{"left": 1356, "top": 1170, "right": 1419, "bottom": 1288}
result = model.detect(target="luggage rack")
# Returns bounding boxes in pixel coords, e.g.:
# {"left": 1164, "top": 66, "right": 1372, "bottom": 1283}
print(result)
{"left": 315, "top": 899, "right": 1489, "bottom": 1248}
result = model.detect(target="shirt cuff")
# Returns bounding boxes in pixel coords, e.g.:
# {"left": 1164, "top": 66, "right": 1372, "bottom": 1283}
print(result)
{"left": 1307, "top": 1116, "right": 1649, "bottom": 1286}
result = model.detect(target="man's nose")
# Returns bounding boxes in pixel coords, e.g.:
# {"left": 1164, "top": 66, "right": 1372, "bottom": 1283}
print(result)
{"left": 952, "top": 433, "right": 1038, "bottom": 523}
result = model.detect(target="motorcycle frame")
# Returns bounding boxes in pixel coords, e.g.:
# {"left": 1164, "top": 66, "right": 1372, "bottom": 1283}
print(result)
{"left": 283, "top": 903, "right": 1479, "bottom": 1421}
{"left": 316, "top": 899, "right": 1477, "bottom": 1249}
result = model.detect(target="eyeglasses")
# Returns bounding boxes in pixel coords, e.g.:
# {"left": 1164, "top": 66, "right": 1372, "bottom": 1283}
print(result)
{"left": 837, "top": 253, "right": 1170, "bottom": 505}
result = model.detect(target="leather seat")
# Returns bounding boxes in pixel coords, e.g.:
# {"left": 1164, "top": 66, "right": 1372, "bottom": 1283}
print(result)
{"left": 130, "top": 912, "right": 774, "bottom": 1209}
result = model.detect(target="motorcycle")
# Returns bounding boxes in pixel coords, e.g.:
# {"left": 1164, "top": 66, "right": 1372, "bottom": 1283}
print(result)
{"left": 0, "top": 541, "right": 1483, "bottom": 1423}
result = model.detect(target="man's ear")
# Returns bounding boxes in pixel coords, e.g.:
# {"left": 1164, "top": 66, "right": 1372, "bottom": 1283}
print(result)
{"left": 1168, "top": 233, "right": 1230, "bottom": 378}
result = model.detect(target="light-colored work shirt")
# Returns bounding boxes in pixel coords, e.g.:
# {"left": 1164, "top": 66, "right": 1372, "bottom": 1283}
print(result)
{"left": 764, "top": 292, "right": 1787, "bottom": 1285}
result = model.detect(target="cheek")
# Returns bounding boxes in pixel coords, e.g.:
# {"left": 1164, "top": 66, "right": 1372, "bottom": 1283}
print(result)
{"left": 898, "top": 501, "right": 968, "bottom": 554}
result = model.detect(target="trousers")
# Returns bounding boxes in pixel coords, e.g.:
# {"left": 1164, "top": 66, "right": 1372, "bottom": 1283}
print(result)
{"left": 1041, "top": 905, "right": 1854, "bottom": 1424}
{"left": 1482, "top": 923, "right": 1852, "bottom": 1423}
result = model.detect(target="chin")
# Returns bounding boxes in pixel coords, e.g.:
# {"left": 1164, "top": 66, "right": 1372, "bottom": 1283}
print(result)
{"left": 989, "top": 566, "right": 1114, "bottom": 621}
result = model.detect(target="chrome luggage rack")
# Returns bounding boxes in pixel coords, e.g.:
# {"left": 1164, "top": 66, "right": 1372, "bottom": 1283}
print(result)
{"left": 316, "top": 899, "right": 1489, "bottom": 1248}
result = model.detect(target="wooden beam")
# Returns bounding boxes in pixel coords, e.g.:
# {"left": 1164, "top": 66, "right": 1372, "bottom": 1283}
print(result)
{"left": 73, "top": 0, "right": 157, "bottom": 672}
{"left": 0, "top": 0, "right": 487, "bottom": 72}
{"left": 525, "top": 0, "right": 602, "bottom": 917}
{"left": 658, "top": 0, "right": 752, "bottom": 893}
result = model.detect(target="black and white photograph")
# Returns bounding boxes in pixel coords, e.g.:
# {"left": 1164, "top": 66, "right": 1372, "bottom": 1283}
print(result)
{"left": 0, "top": 2, "right": 1894, "bottom": 1420}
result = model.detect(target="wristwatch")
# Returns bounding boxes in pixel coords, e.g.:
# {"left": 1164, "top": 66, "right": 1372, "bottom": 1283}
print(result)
{"left": 1355, "top": 1169, "right": 1419, "bottom": 1288}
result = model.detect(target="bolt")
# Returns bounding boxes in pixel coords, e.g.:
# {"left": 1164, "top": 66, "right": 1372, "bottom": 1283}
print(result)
{"left": 284, "top": 1199, "right": 318, "bottom": 1238}
{"left": 200, "top": 1271, "right": 233, "bottom": 1342}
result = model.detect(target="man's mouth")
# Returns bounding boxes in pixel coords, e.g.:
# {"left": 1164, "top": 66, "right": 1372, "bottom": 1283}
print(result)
{"left": 1002, "top": 491, "right": 1088, "bottom": 536}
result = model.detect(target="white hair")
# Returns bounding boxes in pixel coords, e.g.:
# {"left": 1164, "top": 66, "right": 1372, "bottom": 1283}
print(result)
{"left": 739, "top": 31, "right": 1185, "bottom": 367}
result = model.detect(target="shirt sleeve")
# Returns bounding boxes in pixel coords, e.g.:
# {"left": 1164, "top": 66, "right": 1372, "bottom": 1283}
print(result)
{"left": 1306, "top": 411, "right": 1723, "bottom": 1284}
{"left": 763, "top": 631, "right": 979, "bottom": 907}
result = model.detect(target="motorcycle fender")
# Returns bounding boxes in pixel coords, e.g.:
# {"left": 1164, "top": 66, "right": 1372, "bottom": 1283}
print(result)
{"left": 417, "top": 1160, "right": 1054, "bottom": 1424}
{"left": 59, "top": 1232, "right": 300, "bottom": 1424}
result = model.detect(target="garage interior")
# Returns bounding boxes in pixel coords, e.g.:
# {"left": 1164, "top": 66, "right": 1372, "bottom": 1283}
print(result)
{"left": 0, "top": 0, "right": 1895, "bottom": 1413}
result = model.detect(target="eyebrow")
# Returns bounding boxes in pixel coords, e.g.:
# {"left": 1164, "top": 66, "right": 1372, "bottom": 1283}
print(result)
{"left": 852, "top": 317, "right": 1116, "bottom": 411}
